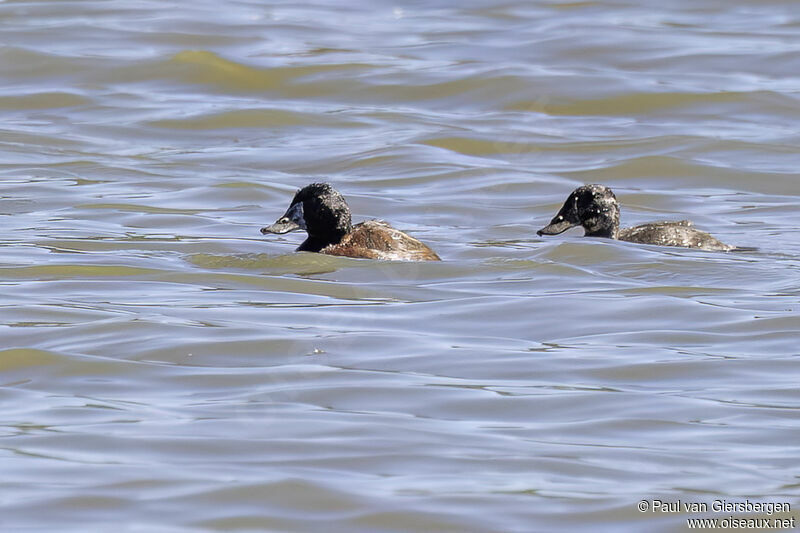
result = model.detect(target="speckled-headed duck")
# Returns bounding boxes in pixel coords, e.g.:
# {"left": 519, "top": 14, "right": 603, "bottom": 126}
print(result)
{"left": 537, "top": 184, "right": 735, "bottom": 251}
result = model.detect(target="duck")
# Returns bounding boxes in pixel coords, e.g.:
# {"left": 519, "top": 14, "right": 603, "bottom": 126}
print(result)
{"left": 260, "top": 183, "right": 441, "bottom": 261}
{"left": 536, "top": 184, "right": 736, "bottom": 251}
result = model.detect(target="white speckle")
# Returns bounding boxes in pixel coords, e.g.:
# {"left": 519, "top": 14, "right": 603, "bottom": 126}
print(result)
{"left": 392, "top": 7, "right": 404, "bottom": 19}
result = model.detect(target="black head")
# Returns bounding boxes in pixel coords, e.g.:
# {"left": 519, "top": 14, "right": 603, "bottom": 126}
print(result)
{"left": 536, "top": 184, "right": 620, "bottom": 239}
{"left": 260, "top": 183, "right": 353, "bottom": 252}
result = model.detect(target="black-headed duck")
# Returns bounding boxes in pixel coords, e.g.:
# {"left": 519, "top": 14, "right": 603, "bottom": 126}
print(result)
{"left": 537, "top": 184, "right": 736, "bottom": 251}
{"left": 261, "top": 183, "right": 441, "bottom": 261}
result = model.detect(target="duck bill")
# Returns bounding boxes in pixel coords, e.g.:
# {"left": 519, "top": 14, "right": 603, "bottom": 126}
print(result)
{"left": 260, "top": 201, "right": 306, "bottom": 235}
{"left": 536, "top": 204, "right": 580, "bottom": 236}
{"left": 260, "top": 219, "right": 300, "bottom": 235}
{"left": 537, "top": 219, "right": 577, "bottom": 236}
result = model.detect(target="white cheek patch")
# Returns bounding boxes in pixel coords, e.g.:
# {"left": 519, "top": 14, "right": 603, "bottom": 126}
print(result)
{"left": 286, "top": 202, "right": 306, "bottom": 230}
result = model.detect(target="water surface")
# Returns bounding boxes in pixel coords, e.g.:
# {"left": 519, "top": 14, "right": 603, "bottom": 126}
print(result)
{"left": 2, "top": 0, "right": 799, "bottom": 531}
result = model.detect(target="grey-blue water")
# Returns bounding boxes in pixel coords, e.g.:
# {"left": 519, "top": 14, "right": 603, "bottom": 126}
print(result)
{"left": 2, "top": 1, "right": 799, "bottom": 531}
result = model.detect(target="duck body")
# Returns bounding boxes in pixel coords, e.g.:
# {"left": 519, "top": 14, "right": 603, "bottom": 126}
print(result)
{"left": 322, "top": 220, "right": 441, "bottom": 261}
{"left": 537, "top": 184, "right": 735, "bottom": 252}
{"left": 619, "top": 220, "right": 733, "bottom": 251}
{"left": 261, "top": 183, "right": 440, "bottom": 261}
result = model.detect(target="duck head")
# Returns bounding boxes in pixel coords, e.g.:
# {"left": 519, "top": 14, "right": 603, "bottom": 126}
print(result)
{"left": 261, "top": 183, "right": 353, "bottom": 252}
{"left": 537, "top": 184, "right": 620, "bottom": 239}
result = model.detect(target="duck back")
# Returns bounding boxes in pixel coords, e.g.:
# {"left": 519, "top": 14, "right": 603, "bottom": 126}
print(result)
{"left": 619, "top": 220, "right": 734, "bottom": 251}
{"left": 321, "top": 220, "right": 441, "bottom": 261}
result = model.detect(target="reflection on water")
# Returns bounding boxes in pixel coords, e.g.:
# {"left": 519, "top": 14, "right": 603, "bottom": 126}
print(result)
{"left": 2, "top": 0, "right": 799, "bottom": 531}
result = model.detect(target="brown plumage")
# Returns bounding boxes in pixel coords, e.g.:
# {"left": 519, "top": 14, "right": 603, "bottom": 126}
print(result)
{"left": 322, "top": 220, "right": 440, "bottom": 261}
{"left": 261, "top": 183, "right": 440, "bottom": 261}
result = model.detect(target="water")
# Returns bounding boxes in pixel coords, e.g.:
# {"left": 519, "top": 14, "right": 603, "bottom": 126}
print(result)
{"left": 2, "top": 1, "right": 799, "bottom": 531}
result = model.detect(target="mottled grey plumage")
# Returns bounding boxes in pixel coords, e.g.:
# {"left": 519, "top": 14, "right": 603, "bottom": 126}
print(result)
{"left": 537, "top": 184, "right": 735, "bottom": 251}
